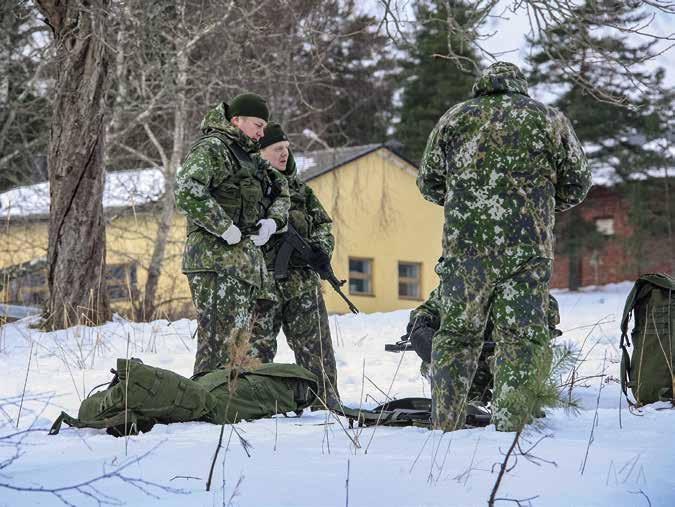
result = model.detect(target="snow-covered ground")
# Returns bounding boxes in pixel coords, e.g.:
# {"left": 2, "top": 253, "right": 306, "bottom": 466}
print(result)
{"left": 1, "top": 282, "right": 674, "bottom": 506}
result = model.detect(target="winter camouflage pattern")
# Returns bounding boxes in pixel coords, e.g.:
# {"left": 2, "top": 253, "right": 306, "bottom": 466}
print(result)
{"left": 250, "top": 151, "right": 339, "bottom": 404}
{"left": 431, "top": 255, "right": 553, "bottom": 431}
{"left": 418, "top": 61, "right": 591, "bottom": 260}
{"left": 251, "top": 270, "right": 339, "bottom": 404}
{"left": 188, "top": 272, "right": 257, "bottom": 375}
{"left": 175, "top": 103, "right": 290, "bottom": 286}
{"left": 413, "top": 287, "right": 492, "bottom": 403}
{"left": 413, "top": 287, "right": 562, "bottom": 404}
{"left": 417, "top": 62, "right": 590, "bottom": 432}
{"left": 261, "top": 151, "right": 334, "bottom": 271}
{"left": 175, "top": 103, "right": 290, "bottom": 374}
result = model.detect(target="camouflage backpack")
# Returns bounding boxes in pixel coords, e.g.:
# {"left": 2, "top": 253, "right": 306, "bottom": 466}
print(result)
{"left": 50, "top": 359, "right": 318, "bottom": 436}
{"left": 620, "top": 273, "right": 675, "bottom": 406}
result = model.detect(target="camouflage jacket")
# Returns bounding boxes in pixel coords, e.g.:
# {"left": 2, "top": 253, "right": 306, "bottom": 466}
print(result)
{"left": 263, "top": 151, "right": 334, "bottom": 272}
{"left": 417, "top": 62, "right": 591, "bottom": 259}
{"left": 175, "top": 103, "right": 290, "bottom": 287}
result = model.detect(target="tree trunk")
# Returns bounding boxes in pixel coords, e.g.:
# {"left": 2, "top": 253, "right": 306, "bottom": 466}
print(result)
{"left": 140, "top": 41, "right": 187, "bottom": 320}
{"left": 568, "top": 246, "right": 582, "bottom": 291}
{"left": 36, "top": 0, "right": 112, "bottom": 329}
{"left": 663, "top": 165, "right": 674, "bottom": 276}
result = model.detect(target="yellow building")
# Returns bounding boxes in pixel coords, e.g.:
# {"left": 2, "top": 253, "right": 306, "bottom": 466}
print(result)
{"left": 0, "top": 144, "right": 444, "bottom": 317}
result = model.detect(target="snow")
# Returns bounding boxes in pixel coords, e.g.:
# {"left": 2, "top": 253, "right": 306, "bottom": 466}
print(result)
{"left": 1, "top": 282, "right": 675, "bottom": 506}
{"left": 294, "top": 154, "right": 317, "bottom": 174}
{"left": 0, "top": 169, "right": 165, "bottom": 218}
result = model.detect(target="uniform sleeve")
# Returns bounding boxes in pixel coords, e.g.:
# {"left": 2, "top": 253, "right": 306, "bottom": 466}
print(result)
{"left": 553, "top": 113, "right": 592, "bottom": 213}
{"left": 174, "top": 139, "right": 234, "bottom": 237}
{"left": 263, "top": 163, "right": 290, "bottom": 230}
{"left": 417, "top": 121, "right": 447, "bottom": 206}
{"left": 409, "top": 287, "right": 441, "bottom": 330}
{"left": 306, "top": 187, "right": 335, "bottom": 257}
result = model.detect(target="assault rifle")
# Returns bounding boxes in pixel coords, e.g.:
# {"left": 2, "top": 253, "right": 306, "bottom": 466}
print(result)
{"left": 274, "top": 224, "right": 359, "bottom": 314}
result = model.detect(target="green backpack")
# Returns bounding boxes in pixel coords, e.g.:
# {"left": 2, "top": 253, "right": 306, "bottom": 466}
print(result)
{"left": 196, "top": 362, "right": 318, "bottom": 424}
{"left": 620, "top": 273, "right": 675, "bottom": 406}
{"left": 50, "top": 359, "right": 318, "bottom": 436}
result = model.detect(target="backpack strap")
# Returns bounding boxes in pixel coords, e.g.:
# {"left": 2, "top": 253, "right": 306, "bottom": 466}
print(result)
{"left": 49, "top": 409, "right": 145, "bottom": 436}
{"left": 619, "top": 279, "right": 642, "bottom": 398}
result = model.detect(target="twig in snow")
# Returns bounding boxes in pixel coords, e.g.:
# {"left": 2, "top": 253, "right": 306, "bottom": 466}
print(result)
{"left": 488, "top": 429, "right": 523, "bottom": 506}
{"left": 627, "top": 489, "right": 652, "bottom": 507}
{"left": 491, "top": 495, "right": 540, "bottom": 506}
{"left": 274, "top": 399, "right": 278, "bottom": 453}
{"left": 345, "top": 459, "right": 350, "bottom": 507}
{"left": 16, "top": 341, "right": 34, "bottom": 428}
{"left": 206, "top": 424, "right": 226, "bottom": 492}
{"left": 170, "top": 475, "right": 201, "bottom": 481}
{"left": 0, "top": 440, "right": 186, "bottom": 505}
{"left": 580, "top": 350, "right": 608, "bottom": 475}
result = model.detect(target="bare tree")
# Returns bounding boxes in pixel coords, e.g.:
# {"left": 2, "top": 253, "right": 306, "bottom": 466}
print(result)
{"left": 101, "top": 0, "right": 389, "bottom": 320}
{"left": 377, "top": 0, "right": 675, "bottom": 105}
{"left": 0, "top": 2, "right": 50, "bottom": 191}
{"left": 34, "top": 0, "right": 112, "bottom": 328}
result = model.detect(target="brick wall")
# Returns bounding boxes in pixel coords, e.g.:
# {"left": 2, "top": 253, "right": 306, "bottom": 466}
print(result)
{"left": 551, "top": 184, "right": 673, "bottom": 288}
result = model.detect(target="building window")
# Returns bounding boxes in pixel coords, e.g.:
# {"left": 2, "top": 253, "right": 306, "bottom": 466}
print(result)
{"left": 595, "top": 217, "right": 615, "bottom": 236}
{"left": 8, "top": 270, "right": 48, "bottom": 306}
{"left": 349, "top": 257, "right": 373, "bottom": 296}
{"left": 3, "top": 261, "right": 137, "bottom": 305}
{"left": 107, "top": 263, "right": 138, "bottom": 302}
{"left": 398, "top": 262, "right": 422, "bottom": 300}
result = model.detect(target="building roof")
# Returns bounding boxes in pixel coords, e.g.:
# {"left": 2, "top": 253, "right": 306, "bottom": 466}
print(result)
{"left": 295, "top": 144, "right": 384, "bottom": 182}
{"left": 0, "top": 144, "right": 411, "bottom": 220}
{"left": 0, "top": 168, "right": 165, "bottom": 220}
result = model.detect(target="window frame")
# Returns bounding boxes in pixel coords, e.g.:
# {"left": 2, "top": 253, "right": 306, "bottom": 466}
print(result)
{"left": 594, "top": 216, "right": 615, "bottom": 236}
{"left": 106, "top": 262, "right": 138, "bottom": 302}
{"left": 348, "top": 256, "right": 375, "bottom": 297}
{"left": 398, "top": 261, "right": 423, "bottom": 301}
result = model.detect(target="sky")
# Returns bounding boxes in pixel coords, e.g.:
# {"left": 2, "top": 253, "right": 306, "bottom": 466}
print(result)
{"left": 368, "top": 0, "right": 675, "bottom": 92}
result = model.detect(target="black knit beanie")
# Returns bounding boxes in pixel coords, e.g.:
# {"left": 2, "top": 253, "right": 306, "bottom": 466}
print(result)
{"left": 226, "top": 93, "right": 269, "bottom": 121}
{"left": 259, "top": 122, "right": 288, "bottom": 149}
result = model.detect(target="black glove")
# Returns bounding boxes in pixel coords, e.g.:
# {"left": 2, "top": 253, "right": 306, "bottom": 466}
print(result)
{"left": 409, "top": 324, "right": 435, "bottom": 363}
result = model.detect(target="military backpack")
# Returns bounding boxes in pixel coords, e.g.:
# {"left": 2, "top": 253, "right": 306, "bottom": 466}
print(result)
{"left": 50, "top": 359, "right": 318, "bottom": 436}
{"left": 620, "top": 273, "right": 675, "bottom": 406}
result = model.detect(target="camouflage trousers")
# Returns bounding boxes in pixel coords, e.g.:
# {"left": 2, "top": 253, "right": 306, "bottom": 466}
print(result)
{"left": 250, "top": 269, "right": 340, "bottom": 404}
{"left": 187, "top": 272, "right": 257, "bottom": 376}
{"left": 432, "top": 254, "right": 552, "bottom": 432}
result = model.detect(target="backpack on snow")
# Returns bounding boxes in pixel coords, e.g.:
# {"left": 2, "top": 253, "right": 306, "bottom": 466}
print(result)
{"left": 50, "top": 359, "right": 318, "bottom": 436}
{"left": 620, "top": 273, "right": 675, "bottom": 406}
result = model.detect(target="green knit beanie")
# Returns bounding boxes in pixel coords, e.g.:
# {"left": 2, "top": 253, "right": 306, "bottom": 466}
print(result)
{"left": 226, "top": 93, "right": 269, "bottom": 121}
{"left": 259, "top": 122, "right": 288, "bottom": 150}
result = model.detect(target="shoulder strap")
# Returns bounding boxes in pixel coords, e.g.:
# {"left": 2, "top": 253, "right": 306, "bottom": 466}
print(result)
{"left": 189, "top": 132, "right": 253, "bottom": 166}
{"left": 49, "top": 409, "right": 146, "bottom": 436}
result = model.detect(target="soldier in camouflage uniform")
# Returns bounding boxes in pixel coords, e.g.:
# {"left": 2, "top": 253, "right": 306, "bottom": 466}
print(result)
{"left": 417, "top": 62, "right": 591, "bottom": 432}
{"left": 404, "top": 288, "right": 562, "bottom": 405}
{"left": 175, "top": 94, "right": 290, "bottom": 375}
{"left": 249, "top": 123, "right": 340, "bottom": 407}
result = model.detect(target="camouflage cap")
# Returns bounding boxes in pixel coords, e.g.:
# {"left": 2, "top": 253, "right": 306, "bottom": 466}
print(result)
{"left": 472, "top": 61, "right": 529, "bottom": 97}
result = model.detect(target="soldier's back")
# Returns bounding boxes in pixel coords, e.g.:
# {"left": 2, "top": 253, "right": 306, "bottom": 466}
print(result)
{"left": 421, "top": 63, "right": 569, "bottom": 259}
